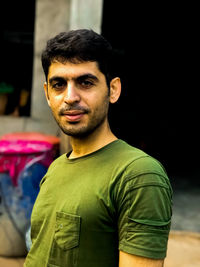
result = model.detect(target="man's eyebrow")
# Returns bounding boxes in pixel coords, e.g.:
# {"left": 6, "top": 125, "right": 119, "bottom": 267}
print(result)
{"left": 48, "top": 73, "right": 99, "bottom": 84}
{"left": 76, "top": 74, "right": 99, "bottom": 82}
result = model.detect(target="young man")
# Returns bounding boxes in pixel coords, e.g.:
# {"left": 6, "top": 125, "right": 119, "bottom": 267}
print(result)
{"left": 24, "top": 29, "right": 172, "bottom": 267}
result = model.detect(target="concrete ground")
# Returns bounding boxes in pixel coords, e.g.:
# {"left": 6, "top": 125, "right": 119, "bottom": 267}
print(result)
{"left": 0, "top": 172, "right": 199, "bottom": 266}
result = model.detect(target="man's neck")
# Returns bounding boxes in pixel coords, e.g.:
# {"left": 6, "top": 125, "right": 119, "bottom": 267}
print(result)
{"left": 68, "top": 123, "right": 117, "bottom": 159}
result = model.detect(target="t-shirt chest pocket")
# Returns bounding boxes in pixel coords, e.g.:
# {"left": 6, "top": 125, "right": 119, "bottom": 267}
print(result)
{"left": 55, "top": 212, "right": 81, "bottom": 250}
{"left": 48, "top": 212, "right": 81, "bottom": 267}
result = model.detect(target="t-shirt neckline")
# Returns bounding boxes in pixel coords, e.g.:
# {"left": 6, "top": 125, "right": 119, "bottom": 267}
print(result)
{"left": 66, "top": 139, "right": 122, "bottom": 163}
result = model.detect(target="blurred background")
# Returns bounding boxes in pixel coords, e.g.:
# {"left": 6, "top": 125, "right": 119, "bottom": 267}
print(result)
{"left": 0, "top": 0, "right": 199, "bottom": 266}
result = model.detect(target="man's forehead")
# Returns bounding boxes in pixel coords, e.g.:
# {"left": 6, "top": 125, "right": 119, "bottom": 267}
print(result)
{"left": 48, "top": 60, "right": 100, "bottom": 79}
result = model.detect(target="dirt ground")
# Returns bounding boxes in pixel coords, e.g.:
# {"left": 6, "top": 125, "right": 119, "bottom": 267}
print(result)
{"left": 165, "top": 231, "right": 200, "bottom": 267}
{"left": 0, "top": 230, "right": 200, "bottom": 267}
{"left": 0, "top": 256, "right": 25, "bottom": 267}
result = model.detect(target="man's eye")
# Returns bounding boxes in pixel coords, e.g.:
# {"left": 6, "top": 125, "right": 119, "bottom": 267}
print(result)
{"left": 52, "top": 82, "right": 65, "bottom": 89}
{"left": 80, "top": 80, "right": 94, "bottom": 88}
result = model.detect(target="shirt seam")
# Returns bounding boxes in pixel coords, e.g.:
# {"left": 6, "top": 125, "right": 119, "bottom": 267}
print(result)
{"left": 124, "top": 179, "right": 170, "bottom": 190}
{"left": 119, "top": 240, "right": 167, "bottom": 253}
{"left": 124, "top": 171, "right": 168, "bottom": 181}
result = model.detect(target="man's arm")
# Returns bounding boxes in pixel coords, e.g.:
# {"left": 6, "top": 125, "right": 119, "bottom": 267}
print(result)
{"left": 119, "top": 251, "right": 164, "bottom": 267}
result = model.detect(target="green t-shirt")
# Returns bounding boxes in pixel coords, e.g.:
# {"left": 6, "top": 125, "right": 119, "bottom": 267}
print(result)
{"left": 24, "top": 140, "right": 172, "bottom": 267}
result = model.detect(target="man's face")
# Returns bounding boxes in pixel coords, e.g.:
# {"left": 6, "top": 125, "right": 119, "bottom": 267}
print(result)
{"left": 44, "top": 61, "right": 112, "bottom": 138}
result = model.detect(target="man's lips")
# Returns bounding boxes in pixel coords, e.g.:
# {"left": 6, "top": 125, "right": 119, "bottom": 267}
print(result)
{"left": 62, "top": 110, "right": 86, "bottom": 122}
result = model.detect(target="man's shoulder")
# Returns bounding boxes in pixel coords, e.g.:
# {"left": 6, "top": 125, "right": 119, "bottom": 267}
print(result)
{"left": 49, "top": 153, "right": 67, "bottom": 168}
{"left": 110, "top": 139, "right": 149, "bottom": 165}
{"left": 113, "top": 140, "right": 168, "bottom": 181}
{"left": 110, "top": 139, "right": 146, "bottom": 157}
{"left": 39, "top": 153, "right": 67, "bottom": 186}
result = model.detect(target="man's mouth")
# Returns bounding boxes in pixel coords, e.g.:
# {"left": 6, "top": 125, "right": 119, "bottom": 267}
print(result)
{"left": 62, "top": 110, "right": 86, "bottom": 122}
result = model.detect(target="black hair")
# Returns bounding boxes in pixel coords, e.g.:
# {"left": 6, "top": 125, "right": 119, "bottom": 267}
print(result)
{"left": 41, "top": 29, "right": 116, "bottom": 86}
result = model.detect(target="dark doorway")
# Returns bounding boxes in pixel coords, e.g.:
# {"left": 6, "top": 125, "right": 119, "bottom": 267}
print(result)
{"left": 101, "top": 1, "right": 198, "bottom": 179}
{"left": 0, "top": 0, "right": 35, "bottom": 116}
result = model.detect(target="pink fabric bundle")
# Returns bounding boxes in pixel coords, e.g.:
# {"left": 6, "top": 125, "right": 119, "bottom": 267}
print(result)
{"left": 0, "top": 140, "right": 53, "bottom": 186}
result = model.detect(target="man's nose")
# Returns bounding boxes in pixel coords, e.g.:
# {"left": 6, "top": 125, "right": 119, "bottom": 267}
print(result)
{"left": 64, "top": 83, "right": 81, "bottom": 105}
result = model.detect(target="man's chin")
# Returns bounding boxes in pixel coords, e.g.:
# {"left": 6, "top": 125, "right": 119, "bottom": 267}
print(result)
{"left": 60, "top": 126, "right": 91, "bottom": 138}
{"left": 56, "top": 119, "right": 88, "bottom": 137}
{"left": 56, "top": 114, "right": 107, "bottom": 138}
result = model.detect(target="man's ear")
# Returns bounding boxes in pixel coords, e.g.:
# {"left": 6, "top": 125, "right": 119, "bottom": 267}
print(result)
{"left": 109, "top": 77, "right": 121, "bottom": 104}
{"left": 44, "top": 82, "right": 50, "bottom": 106}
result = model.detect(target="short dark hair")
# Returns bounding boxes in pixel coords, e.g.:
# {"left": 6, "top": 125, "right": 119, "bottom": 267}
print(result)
{"left": 41, "top": 29, "right": 115, "bottom": 86}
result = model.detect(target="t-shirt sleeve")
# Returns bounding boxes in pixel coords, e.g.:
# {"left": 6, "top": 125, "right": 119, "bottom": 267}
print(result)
{"left": 116, "top": 156, "right": 173, "bottom": 259}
